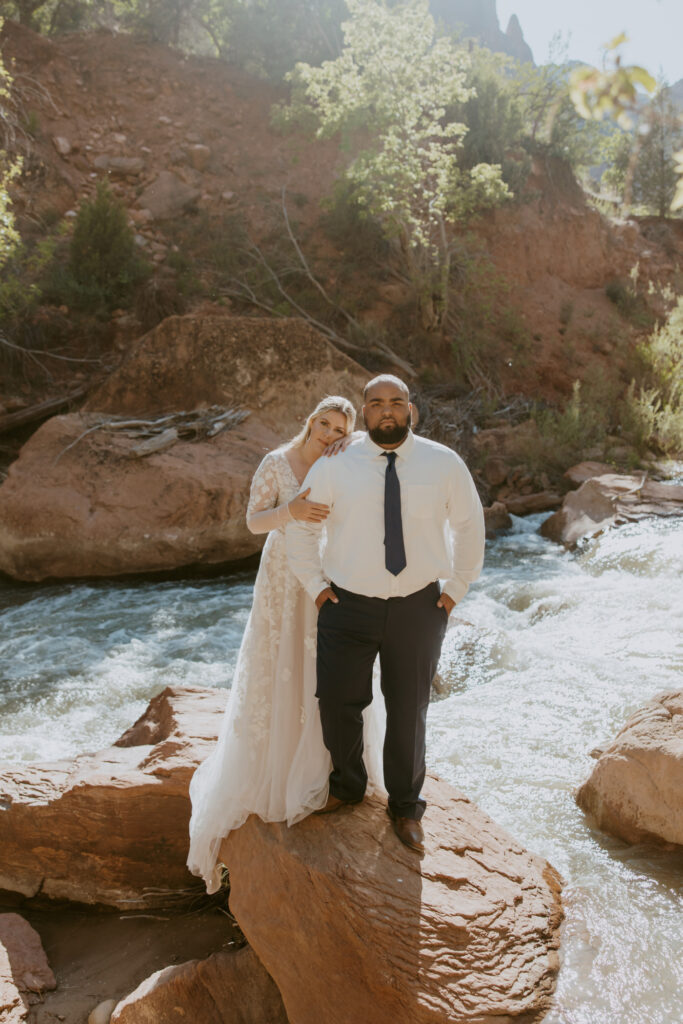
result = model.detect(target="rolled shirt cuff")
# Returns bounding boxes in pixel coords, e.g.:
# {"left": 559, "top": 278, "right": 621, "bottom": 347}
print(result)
{"left": 441, "top": 578, "right": 469, "bottom": 606}
{"left": 305, "top": 576, "right": 330, "bottom": 604}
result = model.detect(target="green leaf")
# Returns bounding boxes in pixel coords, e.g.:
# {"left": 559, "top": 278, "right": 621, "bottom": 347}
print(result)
{"left": 627, "top": 66, "right": 657, "bottom": 94}
{"left": 605, "top": 32, "right": 628, "bottom": 51}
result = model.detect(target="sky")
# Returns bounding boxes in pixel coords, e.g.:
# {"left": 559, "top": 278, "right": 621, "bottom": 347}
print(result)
{"left": 496, "top": 0, "right": 683, "bottom": 85}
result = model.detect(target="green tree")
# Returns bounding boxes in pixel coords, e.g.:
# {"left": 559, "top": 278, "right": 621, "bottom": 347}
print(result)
{"left": 633, "top": 89, "right": 683, "bottom": 216}
{"left": 1, "top": 0, "right": 96, "bottom": 33}
{"left": 61, "top": 181, "right": 148, "bottom": 312}
{"left": 2, "top": 0, "right": 347, "bottom": 69}
{"left": 218, "top": 0, "right": 346, "bottom": 77}
{"left": 0, "top": 23, "right": 21, "bottom": 269}
{"left": 514, "top": 52, "right": 603, "bottom": 173}
{"left": 599, "top": 125, "right": 631, "bottom": 198}
{"left": 449, "top": 46, "right": 528, "bottom": 189}
{"left": 600, "top": 88, "right": 683, "bottom": 216}
{"left": 280, "top": 0, "right": 509, "bottom": 329}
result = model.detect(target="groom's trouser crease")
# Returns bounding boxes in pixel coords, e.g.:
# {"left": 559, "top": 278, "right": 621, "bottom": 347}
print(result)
{"left": 316, "top": 581, "right": 447, "bottom": 820}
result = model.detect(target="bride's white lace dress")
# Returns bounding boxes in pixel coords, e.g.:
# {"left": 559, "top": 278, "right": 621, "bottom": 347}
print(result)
{"left": 187, "top": 448, "right": 385, "bottom": 894}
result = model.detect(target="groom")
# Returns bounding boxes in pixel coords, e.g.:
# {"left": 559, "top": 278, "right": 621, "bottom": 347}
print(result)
{"left": 286, "top": 375, "right": 485, "bottom": 853}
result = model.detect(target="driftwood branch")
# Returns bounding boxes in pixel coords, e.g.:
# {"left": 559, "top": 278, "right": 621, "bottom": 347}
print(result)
{"left": 53, "top": 407, "right": 249, "bottom": 464}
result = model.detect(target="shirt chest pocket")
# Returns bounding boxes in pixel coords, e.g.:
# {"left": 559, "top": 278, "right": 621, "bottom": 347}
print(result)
{"left": 402, "top": 483, "right": 436, "bottom": 519}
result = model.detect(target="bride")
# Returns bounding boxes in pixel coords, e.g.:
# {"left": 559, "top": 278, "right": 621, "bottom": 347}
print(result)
{"left": 188, "top": 395, "right": 385, "bottom": 893}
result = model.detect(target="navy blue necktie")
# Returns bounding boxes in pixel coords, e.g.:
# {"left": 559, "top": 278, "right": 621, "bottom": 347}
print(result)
{"left": 383, "top": 451, "right": 407, "bottom": 575}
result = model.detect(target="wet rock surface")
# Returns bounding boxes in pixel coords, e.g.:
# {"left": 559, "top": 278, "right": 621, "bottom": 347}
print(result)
{"left": 541, "top": 473, "right": 683, "bottom": 546}
{"left": 576, "top": 690, "right": 683, "bottom": 847}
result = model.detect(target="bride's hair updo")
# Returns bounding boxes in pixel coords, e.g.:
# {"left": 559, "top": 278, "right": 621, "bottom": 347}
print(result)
{"left": 287, "top": 395, "right": 356, "bottom": 449}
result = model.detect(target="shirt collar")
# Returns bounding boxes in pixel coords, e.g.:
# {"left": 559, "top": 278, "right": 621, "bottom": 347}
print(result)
{"left": 362, "top": 430, "right": 415, "bottom": 460}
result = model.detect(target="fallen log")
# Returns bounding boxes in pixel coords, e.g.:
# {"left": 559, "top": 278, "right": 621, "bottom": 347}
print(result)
{"left": 0, "top": 388, "right": 88, "bottom": 436}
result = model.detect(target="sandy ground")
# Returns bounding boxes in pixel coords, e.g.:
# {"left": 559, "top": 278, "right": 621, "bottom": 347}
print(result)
{"left": 0, "top": 895, "right": 241, "bottom": 1023}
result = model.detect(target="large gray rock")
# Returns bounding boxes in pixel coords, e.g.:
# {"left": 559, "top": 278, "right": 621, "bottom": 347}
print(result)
{"left": 137, "top": 170, "right": 200, "bottom": 219}
{"left": 93, "top": 155, "right": 145, "bottom": 176}
{"left": 576, "top": 690, "right": 683, "bottom": 846}
{"left": 222, "top": 775, "right": 563, "bottom": 1024}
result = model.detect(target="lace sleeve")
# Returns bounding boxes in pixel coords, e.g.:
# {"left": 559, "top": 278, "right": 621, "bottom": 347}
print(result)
{"left": 246, "top": 453, "right": 293, "bottom": 534}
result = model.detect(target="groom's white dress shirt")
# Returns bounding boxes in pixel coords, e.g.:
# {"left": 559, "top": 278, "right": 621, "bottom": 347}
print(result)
{"left": 286, "top": 430, "right": 485, "bottom": 605}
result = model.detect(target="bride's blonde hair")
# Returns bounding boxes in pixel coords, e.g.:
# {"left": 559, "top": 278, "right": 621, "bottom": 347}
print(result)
{"left": 287, "top": 395, "right": 356, "bottom": 449}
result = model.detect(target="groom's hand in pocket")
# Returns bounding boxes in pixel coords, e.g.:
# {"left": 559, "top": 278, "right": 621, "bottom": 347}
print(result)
{"left": 436, "top": 592, "right": 456, "bottom": 616}
{"left": 316, "top": 587, "right": 339, "bottom": 610}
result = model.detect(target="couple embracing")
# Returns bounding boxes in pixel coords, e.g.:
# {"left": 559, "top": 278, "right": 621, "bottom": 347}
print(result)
{"left": 188, "top": 375, "right": 485, "bottom": 892}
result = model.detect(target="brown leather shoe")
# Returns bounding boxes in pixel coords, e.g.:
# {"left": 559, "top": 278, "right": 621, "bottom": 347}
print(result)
{"left": 314, "top": 794, "right": 362, "bottom": 815}
{"left": 387, "top": 808, "right": 424, "bottom": 853}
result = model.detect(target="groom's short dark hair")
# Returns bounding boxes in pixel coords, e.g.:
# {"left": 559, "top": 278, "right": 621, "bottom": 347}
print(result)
{"left": 363, "top": 375, "right": 410, "bottom": 401}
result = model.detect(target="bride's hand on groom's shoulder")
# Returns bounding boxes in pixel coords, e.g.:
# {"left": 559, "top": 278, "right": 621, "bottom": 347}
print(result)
{"left": 323, "top": 434, "right": 354, "bottom": 457}
{"left": 288, "top": 488, "right": 331, "bottom": 524}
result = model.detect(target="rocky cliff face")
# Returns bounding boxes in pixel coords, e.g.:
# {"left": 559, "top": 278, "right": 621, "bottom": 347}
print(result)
{"left": 429, "top": 0, "right": 533, "bottom": 63}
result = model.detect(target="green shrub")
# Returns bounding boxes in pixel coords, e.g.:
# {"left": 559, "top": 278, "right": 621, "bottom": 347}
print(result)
{"left": 605, "top": 276, "right": 653, "bottom": 327}
{"left": 164, "top": 208, "right": 248, "bottom": 300}
{"left": 447, "top": 245, "right": 532, "bottom": 384}
{"left": 534, "top": 380, "right": 610, "bottom": 458}
{"left": 52, "top": 182, "right": 149, "bottom": 313}
{"left": 321, "top": 180, "right": 390, "bottom": 267}
{"left": 559, "top": 300, "right": 573, "bottom": 326}
{"left": 622, "top": 298, "right": 683, "bottom": 454}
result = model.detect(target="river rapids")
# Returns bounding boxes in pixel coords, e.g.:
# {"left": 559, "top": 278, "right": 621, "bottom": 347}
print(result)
{"left": 0, "top": 512, "right": 681, "bottom": 1023}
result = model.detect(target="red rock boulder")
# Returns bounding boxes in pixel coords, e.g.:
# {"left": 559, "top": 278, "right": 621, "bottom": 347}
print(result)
{"left": 111, "top": 945, "right": 287, "bottom": 1024}
{"left": 576, "top": 690, "right": 683, "bottom": 846}
{"left": 541, "top": 473, "right": 683, "bottom": 546}
{"left": 222, "top": 775, "right": 563, "bottom": 1024}
{"left": 0, "top": 315, "right": 367, "bottom": 581}
{"left": 0, "top": 686, "right": 226, "bottom": 908}
{"left": 0, "top": 914, "right": 56, "bottom": 1023}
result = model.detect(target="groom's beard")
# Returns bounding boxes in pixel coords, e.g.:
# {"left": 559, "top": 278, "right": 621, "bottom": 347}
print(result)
{"left": 365, "top": 417, "right": 410, "bottom": 446}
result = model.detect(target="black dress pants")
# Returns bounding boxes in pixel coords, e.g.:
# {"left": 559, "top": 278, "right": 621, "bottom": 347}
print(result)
{"left": 316, "top": 581, "right": 448, "bottom": 820}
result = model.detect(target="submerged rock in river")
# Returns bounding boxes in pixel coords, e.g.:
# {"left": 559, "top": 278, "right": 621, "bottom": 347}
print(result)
{"left": 222, "top": 775, "right": 564, "bottom": 1024}
{"left": 0, "top": 314, "right": 367, "bottom": 581}
{"left": 576, "top": 690, "right": 683, "bottom": 847}
{"left": 0, "top": 686, "right": 226, "bottom": 909}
